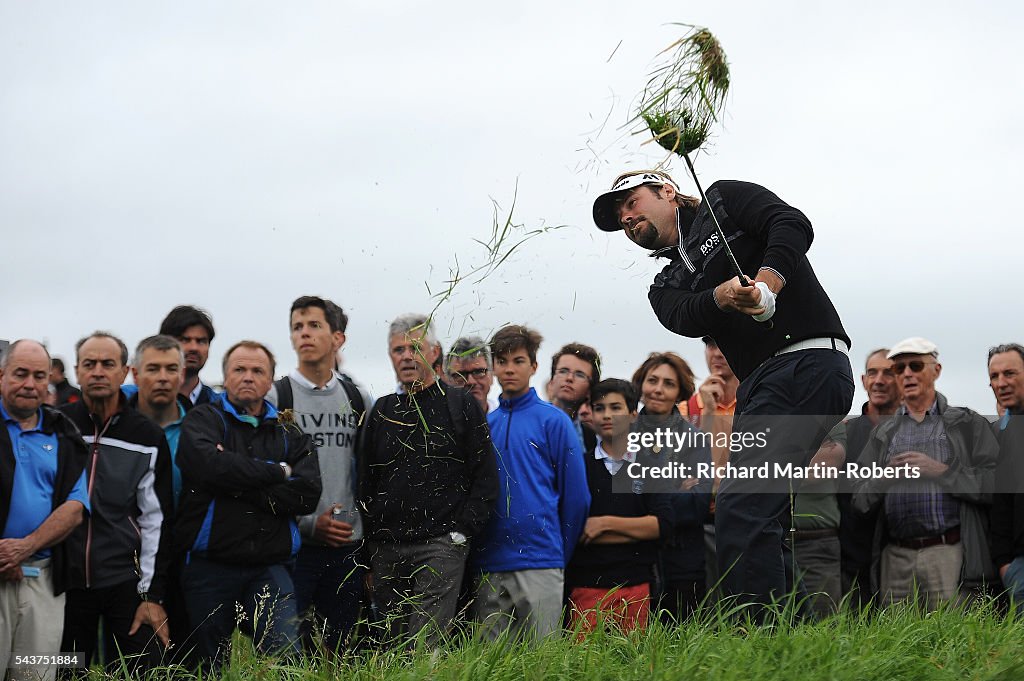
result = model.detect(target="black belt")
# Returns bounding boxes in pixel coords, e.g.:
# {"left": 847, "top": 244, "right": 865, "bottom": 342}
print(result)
{"left": 890, "top": 526, "right": 960, "bottom": 550}
{"left": 790, "top": 528, "right": 838, "bottom": 541}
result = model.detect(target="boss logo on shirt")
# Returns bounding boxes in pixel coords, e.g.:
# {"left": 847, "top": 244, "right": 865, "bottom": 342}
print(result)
{"left": 700, "top": 232, "right": 720, "bottom": 256}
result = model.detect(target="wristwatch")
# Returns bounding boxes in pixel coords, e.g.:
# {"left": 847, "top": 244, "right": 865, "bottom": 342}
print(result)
{"left": 139, "top": 592, "right": 163, "bottom": 605}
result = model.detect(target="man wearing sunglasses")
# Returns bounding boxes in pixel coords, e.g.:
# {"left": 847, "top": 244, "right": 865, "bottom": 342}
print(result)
{"left": 852, "top": 337, "right": 998, "bottom": 610}
{"left": 593, "top": 170, "right": 854, "bottom": 614}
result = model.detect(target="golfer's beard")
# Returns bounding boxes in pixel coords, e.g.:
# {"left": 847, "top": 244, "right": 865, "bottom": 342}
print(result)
{"left": 629, "top": 221, "right": 660, "bottom": 250}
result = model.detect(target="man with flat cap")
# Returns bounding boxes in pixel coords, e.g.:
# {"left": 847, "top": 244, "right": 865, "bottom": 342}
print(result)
{"left": 852, "top": 337, "right": 997, "bottom": 610}
{"left": 593, "top": 169, "right": 854, "bottom": 613}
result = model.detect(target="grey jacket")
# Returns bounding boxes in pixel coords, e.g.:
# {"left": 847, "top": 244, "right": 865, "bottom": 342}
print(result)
{"left": 851, "top": 392, "right": 1000, "bottom": 590}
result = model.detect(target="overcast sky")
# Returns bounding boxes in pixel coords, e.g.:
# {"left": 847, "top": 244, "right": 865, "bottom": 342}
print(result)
{"left": 2, "top": 1, "right": 1018, "bottom": 414}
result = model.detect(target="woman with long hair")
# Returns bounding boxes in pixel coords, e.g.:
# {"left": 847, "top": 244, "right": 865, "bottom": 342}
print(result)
{"left": 631, "top": 352, "right": 712, "bottom": 622}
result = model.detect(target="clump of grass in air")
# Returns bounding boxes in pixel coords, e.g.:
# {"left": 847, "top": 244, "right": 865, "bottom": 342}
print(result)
{"left": 634, "top": 24, "right": 730, "bottom": 157}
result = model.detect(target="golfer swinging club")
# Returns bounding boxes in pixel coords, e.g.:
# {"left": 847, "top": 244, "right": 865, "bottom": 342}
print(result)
{"left": 593, "top": 170, "right": 855, "bottom": 612}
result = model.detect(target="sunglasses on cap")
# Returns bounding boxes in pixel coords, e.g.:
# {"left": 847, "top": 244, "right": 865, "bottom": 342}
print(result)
{"left": 891, "top": 360, "right": 935, "bottom": 374}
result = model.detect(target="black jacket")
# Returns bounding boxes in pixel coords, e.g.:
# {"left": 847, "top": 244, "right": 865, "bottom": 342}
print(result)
{"left": 52, "top": 379, "right": 82, "bottom": 408}
{"left": 648, "top": 180, "right": 849, "bottom": 380}
{"left": 991, "top": 415, "right": 1024, "bottom": 568}
{"left": 837, "top": 408, "right": 882, "bottom": 585}
{"left": 60, "top": 397, "right": 175, "bottom": 601}
{"left": 0, "top": 405, "right": 89, "bottom": 595}
{"left": 358, "top": 382, "right": 498, "bottom": 542}
{"left": 175, "top": 397, "right": 321, "bottom": 565}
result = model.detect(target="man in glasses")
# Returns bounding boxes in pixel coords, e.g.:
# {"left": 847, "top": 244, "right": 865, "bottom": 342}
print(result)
{"left": 852, "top": 337, "right": 998, "bottom": 610}
{"left": 593, "top": 169, "right": 854, "bottom": 613}
{"left": 444, "top": 336, "right": 496, "bottom": 415}
{"left": 549, "top": 343, "right": 601, "bottom": 448}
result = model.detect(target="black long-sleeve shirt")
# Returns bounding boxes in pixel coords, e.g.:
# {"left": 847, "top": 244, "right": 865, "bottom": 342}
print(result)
{"left": 648, "top": 180, "right": 849, "bottom": 380}
{"left": 359, "top": 382, "right": 498, "bottom": 542}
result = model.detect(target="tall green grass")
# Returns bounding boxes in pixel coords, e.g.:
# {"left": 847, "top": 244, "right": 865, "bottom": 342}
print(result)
{"left": 85, "top": 597, "right": 1024, "bottom": 680}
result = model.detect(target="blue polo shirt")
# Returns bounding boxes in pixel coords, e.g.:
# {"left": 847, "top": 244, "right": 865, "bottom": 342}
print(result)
{"left": 164, "top": 401, "right": 187, "bottom": 508}
{"left": 1, "top": 404, "right": 90, "bottom": 558}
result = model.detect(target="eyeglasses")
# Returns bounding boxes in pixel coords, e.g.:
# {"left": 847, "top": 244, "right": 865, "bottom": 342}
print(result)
{"left": 891, "top": 360, "right": 935, "bottom": 374}
{"left": 555, "top": 367, "right": 592, "bottom": 382}
{"left": 450, "top": 367, "right": 490, "bottom": 383}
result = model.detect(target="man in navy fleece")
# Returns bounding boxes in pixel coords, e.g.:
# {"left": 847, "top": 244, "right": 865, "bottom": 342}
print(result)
{"left": 472, "top": 324, "right": 590, "bottom": 641}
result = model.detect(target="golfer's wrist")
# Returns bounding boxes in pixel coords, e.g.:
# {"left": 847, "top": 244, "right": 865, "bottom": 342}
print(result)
{"left": 712, "top": 285, "right": 727, "bottom": 310}
{"left": 757, "top": 267, "right": 785, "bottom": 293}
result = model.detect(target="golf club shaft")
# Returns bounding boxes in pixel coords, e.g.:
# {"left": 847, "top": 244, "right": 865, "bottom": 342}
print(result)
{"left": 680, "top": 151, "right": 773, "bottom": 328}
{"left": 680, "top": 152, "right": 746, "bottom": 283}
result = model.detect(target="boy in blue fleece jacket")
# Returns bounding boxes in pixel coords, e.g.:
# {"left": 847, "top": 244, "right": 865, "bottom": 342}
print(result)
{"left": 472, "top": 325, "right": 590, "bottom": 641}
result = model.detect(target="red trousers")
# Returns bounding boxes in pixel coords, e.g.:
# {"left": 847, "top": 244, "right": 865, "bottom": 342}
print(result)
{"left": 568, "top": 582, "right": 650, "bottom": 638}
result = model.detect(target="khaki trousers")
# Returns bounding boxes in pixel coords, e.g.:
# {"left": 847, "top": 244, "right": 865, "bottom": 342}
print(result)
{"left": 0, "top": 562, "right": 65, "bottom": 681}
{"left": 880, "top": 542, "right": 962, "bottom": 612}
{"left": 472, "top": 568, "right": 564, "bottom": 642}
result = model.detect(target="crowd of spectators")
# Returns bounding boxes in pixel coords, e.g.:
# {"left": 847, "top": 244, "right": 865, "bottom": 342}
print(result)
{"left": 2, "top": 300, "right": 1022, "bottom": 676}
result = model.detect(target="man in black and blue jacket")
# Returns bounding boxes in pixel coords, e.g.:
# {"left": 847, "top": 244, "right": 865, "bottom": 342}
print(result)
{"left": 60, "top": 332, "right": 175, "bottom": 672}
{"left": 175, "top": 340, "right": 320, "bottom": 669}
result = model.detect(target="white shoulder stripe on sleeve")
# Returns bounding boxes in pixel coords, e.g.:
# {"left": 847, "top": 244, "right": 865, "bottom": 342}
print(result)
{"left": 82, "top": 436, "right": 159, "bottom": 457}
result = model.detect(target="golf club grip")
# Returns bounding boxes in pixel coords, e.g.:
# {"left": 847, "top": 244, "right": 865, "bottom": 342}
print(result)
{"left": 739, "top": 275, "right": 774, "bottom": 329}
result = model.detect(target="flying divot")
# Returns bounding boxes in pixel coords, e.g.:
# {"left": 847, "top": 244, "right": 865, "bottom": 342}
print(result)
{"left": 633, "top": 24, "right": 767, "bottom": 328}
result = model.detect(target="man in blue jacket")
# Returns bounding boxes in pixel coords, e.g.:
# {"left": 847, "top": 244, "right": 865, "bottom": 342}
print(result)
{"left": 472, "top": 324, "right": 590, "bottom": 641}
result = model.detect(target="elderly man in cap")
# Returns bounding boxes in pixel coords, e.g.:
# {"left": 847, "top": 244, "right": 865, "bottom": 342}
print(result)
{"left": 594, "top": 170, "right": 854, "bottom": 613}
{"left": 852, "top": 337, "right": 998, "bottom": 610}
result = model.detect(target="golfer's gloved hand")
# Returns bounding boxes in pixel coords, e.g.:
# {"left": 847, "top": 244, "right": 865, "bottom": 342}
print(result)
{"left": 752, "top": 281, "right": 776, "bottom": 322}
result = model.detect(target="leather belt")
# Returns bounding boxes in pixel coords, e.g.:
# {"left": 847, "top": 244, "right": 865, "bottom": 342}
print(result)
{"left": 891, "top": 526, "right": 960, "bottom": 550}
{"left": 790, "top": 528, "right": 839, "bottom": 541}
{"left": 774, "top": 337, "right": 849, "bottom": 357}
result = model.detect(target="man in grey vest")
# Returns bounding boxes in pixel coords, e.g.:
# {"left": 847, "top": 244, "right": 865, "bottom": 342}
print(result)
{"left": 267, "top": 296, "right": 371, "bottom": 653}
